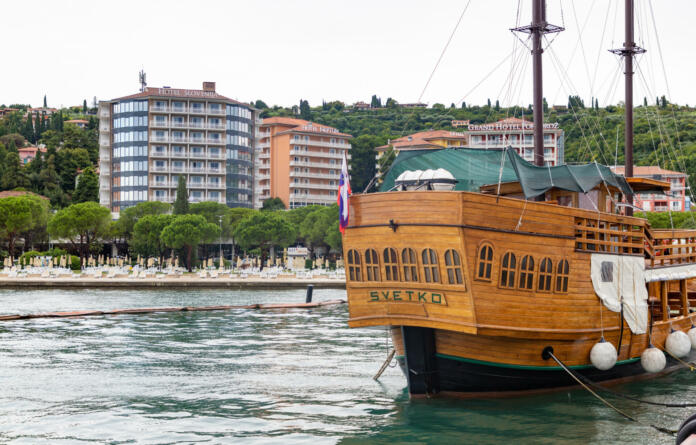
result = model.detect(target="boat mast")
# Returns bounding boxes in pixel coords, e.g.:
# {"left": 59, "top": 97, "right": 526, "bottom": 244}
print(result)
{"left": 532, "top": 0, "right": 545, "bottom": 168}
{"left": 512, "top": 0, "right": 563, "bottom": 169}
{"left": 610, "top": 0, "right": 645, "bottom": 216}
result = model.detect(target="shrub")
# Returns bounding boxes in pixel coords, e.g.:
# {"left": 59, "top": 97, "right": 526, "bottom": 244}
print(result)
{"left": 19, "top": 251, "right": 42, "bottom": 265}
{"left": 70, "top": 256, "right": 82, "bottom": 271}
{"left": 305, "top": 258, "right": 313, "bottom": 269}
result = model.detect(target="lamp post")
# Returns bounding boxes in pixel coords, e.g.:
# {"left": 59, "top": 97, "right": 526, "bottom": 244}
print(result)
{"left": 218, "top": 215, "right": 223, "bottom": 259}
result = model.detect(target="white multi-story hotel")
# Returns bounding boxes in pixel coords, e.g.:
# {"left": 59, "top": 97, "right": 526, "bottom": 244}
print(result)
{"left": 466, "top": 117, "right": 565, "bottom": 166}
{"left": 98, "top": 82, "right": 255, "bottom": 213}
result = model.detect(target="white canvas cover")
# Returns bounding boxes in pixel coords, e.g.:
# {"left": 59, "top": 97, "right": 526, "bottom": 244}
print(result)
{"left": 644, "top": 264, "right": 696, "bottom": 282}
{"left": 590, "top": 254, "right": 648, "bottom": 335}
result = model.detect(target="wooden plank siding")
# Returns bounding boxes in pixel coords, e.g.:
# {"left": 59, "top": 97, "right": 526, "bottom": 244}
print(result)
{"left": 345, "top": 191, "right": 696, "bottom": 367}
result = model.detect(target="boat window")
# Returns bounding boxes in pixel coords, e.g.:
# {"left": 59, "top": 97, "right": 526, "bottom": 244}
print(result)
{"left": 421, "top": 249, "right": 440, "bottom": 283}
{"left": 538, "top": 257, "right": 553, "bottom": 292}
{"left": 444, "top": 249, "right": 464, "bottom": 285}
{"left": 477, "top": 243, "right": 494, "bottom": 281}
{"left": 518, "top": 255, "right": 535, "bottom": 290}
{"left": 556, "top": 259, "right": 569, "bottom": 293}
{"left": 347, "top": 249, "right": 362, "bottom": 281}
{"left": 365, "top": 248, "right": 380, "bottom": 281}
{"left": 402, "top": 248, "right": 418, "bottom": 282}
{"left": 383, "top": 248, "right": 399, "bottom": 281}
{"left": 499, "top": 252, "right": 516, "bottom": 288}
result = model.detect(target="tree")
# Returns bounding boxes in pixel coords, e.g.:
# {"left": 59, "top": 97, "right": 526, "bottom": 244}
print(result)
{"left": 43, "top": 95, "right": 47, "bottom": 108}
{"left": 233, "top": 212, "right": 297, "bottom": 267}
{"left": 542, "top": 97, "right": 548, "bottom": 113}
{"left": 568, "top": 95, "right": 585, "bottom": 109}
{"left": 660, "top": 95, "right": 668, "bottom": 109}
{"left": 370, "top": 95, "right": 382, "bottom": 108}
{"left": 299, "top": 206, "right": 335, "bottom": 255}
{"left": 115, "top": 201, "right": 171, "bottom": 240}
{"left": 386, "top": 98, "right": 398, "bottom": 108}
{"left": 39, "top": 154, "right": 67, "bottom": 208}
{"left": 261, "top": 197, "right": 286, "bottom": 211}
{"left": 0, "top": 195, "right": 49, "bottom": 258}
{"left": 349, "top": 134, "right": 383, "bottom": 192}
{"left": 55, "top": 147, "right": 91, "bottom": 194}
{"left": 2, "top": 151, "right": 29, "bottom": 190}
{"left": 82, "top": 99, "right": 87, "bottom": 113}
{"left": 173, "top": 175, "right": 189, "bottom": 214}
{"left": 132, "top": 214, "right": 175, "bottom": 262}
{"left": 21, "top": 115, "right": 34, "bottom": 143}
{"left": 643, "top": 97, "right": 648, "bottom": 107}
{"left": 160, "top": 214, "right": 219, "bottom": 271}
{"left": 487, "top": 98, "right": 491, "bottom": 108}
{"left": 299, "top": 99, "right": 311, "bottom": 120}
{"left": 494, "top": 100, "right": 500, "bottom": 111}
{"left": 73, "top": 166, "right": 98, "bottom": 203}
{"left": 254, "top": 99, "right": 269, "bottom": 109}
{"left": 48, "top": 202, "right": 112, "bottom": 263}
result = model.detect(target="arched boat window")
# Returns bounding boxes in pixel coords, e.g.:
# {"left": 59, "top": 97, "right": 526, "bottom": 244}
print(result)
{"left": 477, "top": 243, "right": 493, "bottom": 281}
{"left": 365, "top": 248, "right": 380, "bottom": 281}
{"left": 347, "top": 249, "right": 362, "bottom": 282}
{"left": 402, "top": 248, "right": 418, "bottom": 282}
{"left": 538, "top": 257, "right": 553, "bottom": 292}
{"left": 383, "top": 248, "right": 399, "bottom": 281}
{"left": 444, "top": 249, "right": 464, "bottom": 285}
{"left": 499, "top": 252, "right": 516, "bottom": 288}
{"left": 518, "top": 255, "right": 535, "bottom": 290}
{"left": 555, "top": 259, "right": 569, "bottom": 293}
{"left": 422, "top": 249, "right": 440, "bottom": 283}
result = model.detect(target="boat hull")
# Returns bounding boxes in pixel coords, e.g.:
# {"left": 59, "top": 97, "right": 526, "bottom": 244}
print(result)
{"left": 397, "top": 326, "right": 695, "bottom": 397}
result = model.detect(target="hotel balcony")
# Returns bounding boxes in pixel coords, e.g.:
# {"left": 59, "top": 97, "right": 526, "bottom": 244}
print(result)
{"left": 290, "top": 183, "right": 333, "bottom": 191}
{"left": 290, "top": 149, "right": 345, "bottom": 160}
{"left": 99, "top": 154, "right": 111, "bottom": 163}
{"left": 256, "top": 130, "right": 271, "bottom": 139}
{"left": 291, "top": 139, "right": 351, "bottom": 149}
{"left": 99, "top": 124, "right": 110, "bottom": 133}
{"left": 289, "top": 159, "right": 336, "bottom": 169}
{"left": 290, "top": 171, "right": 340, "bottom": 180}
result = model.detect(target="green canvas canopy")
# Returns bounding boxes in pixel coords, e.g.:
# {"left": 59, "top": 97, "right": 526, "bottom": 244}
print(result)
{"left": 379, "top": 147, "right": 633, "bottom": 199}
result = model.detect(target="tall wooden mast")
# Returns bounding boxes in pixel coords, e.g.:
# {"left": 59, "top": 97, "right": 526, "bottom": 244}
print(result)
{"left": 611, "top": 0, "right": 645, "bottom": 216}
{"left": 512, "top": 0, "right": 563, "bottom": 168}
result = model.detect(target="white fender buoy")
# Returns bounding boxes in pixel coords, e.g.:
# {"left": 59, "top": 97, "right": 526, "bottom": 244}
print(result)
{"left": 666, "top": 329, "right": 691, "bottom": 358}
{"left": 641, "top": 346, "right": 666, "bottom": 373}
{"left": 688, "top": 325, "right": 696, "bottom": 349}
{"left": 590, "top": 339, "right": 617, "bottom": 371}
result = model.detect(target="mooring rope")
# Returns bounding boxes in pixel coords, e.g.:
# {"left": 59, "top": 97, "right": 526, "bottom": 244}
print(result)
{"left": 546, "top": 350, "right": 676, "bottom": 436}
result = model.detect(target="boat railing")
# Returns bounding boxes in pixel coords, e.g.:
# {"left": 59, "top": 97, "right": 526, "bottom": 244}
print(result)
{"left": 650, "top": 229, "right": 696, "bottom": 267}
{"left": 574, "top": 216, "right": 645, "bottom": 255}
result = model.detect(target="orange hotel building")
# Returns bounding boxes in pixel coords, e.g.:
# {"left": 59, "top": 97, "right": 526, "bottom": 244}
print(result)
{"left": 254, "top": 117, "right": 352, "bottom": 209}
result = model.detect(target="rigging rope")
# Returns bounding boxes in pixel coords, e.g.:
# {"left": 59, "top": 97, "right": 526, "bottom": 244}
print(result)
{"left": 417, "top": 0, "right": 472, "bottom": 104}
{"left": 546, "top": 350, "right": 677, "bottom": 436}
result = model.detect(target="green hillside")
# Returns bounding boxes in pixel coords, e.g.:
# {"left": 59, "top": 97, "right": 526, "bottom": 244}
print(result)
{"left": 258, "top": 99, "right": 696, "bottom": 194}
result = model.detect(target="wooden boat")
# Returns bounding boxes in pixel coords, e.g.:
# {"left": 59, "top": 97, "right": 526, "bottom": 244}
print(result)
{"left": 342, "top": 0, "right": 696, "bottom": 397}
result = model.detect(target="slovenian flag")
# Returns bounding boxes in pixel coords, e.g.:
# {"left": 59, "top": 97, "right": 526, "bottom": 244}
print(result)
{"left": 338, "top": 153, "right": 351, "bottom": 234}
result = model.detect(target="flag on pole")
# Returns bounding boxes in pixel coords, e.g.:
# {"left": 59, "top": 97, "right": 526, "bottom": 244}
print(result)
{"left": 338, "top": 153, "right": 351, "bottom": 234}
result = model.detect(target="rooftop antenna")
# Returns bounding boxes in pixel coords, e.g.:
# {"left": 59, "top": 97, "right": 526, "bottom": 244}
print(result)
{"left": 139, "top": 69, "right": 147, "bottom": 92}
{"left": 512, "top": 0, "right": 564, "bottom": 169}
{"left": 610, "top": 0, "right": 645, "bottom": 216}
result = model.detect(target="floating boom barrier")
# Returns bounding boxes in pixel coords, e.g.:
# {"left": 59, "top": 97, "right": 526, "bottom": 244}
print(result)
{"left": 0, "top": 299, "right": 346, "bottom": 322}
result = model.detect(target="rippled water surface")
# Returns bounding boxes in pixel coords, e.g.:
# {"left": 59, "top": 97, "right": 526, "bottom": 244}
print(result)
{"left": 0, "top": 288, "right": 694, "bottom": 444}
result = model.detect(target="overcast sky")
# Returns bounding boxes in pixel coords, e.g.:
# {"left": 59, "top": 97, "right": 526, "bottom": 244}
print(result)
{"left": 3, "top": 0, "right": 693, "bottom": 109}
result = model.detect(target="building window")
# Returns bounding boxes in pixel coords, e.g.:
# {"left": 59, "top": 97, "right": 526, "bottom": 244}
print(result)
{"left": 347, "top": 250, "right": 361, "bottom": 281}
{"left": 538, "top": 258, "right": 553, "bottom": 292}
{"left": 444, "top": 249, "right": 463, "bottom": 285}
{"left": 421, "top": 249, "right": 439, "bottom": 283}
{"left": 383, "top": 248, "right": 399, "bottom": 281}
{"left": 518, "top": 255, "right": 535, "bottom": 290}
{"left": 365, "top": 249, "right": 380, "bottom": 281}
{"left": 499, "top": 252, "right": 516, "bottom": 288}
{"left": 477, "top": 243, "right": 493, "bottom": 281}
{"left": 556, "top": 259, "right": 569, "bottom": 293}
{"left": 402, "top": 248, "right": 418, "bottom": 282}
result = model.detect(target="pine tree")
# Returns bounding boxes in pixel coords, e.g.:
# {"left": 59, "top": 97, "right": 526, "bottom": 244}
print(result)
{"left": 82, "top": 99, "right": 87, "bottom": 114}
{"left": 2, "top": 151, "right": 29, "bottom": 190}
{"left": 43, "top": 95, "right": 47, "bottom": 108}
{"left": 173, "top": 175, "right": 189, "bottom": 215}
{"left": 33, "top": 113, "right": 42, "bottom": 142}
{"left": 73, "top": 166, "right": 98, "bottom": 203}
{"left": 461, "top": 101, "right": 466, "bottom": 109}
{"left": 487, "top": 98, "right": 492, "bottom": 108}
{"left": 643, "top": 97, "right": 648, "bottom": 107}
{"left": 299, "top": 99, "right": 311, "bottom": 120}
{"left": 494, "top": 100, "right": 500, "bottom": 111}
{"left": 21, "top": 115, "right": 34, "bottom": 144}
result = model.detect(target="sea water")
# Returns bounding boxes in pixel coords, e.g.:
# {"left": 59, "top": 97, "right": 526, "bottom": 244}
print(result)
{"left": 0, "top": 288, "right": 691, "bottom": 444}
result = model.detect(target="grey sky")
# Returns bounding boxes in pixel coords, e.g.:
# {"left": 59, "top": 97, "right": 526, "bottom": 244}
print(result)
{"left": 3, "top": 0, "right": 693, "bottom": 109}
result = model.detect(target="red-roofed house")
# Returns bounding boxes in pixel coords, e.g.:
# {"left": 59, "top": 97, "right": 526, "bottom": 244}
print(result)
{"left": 65, "top": 119, "right": 89, "bottom": 129}
{"left": 611, "top": 165, "right": 688, "bottom": 212}
{"left": 254, "top": 117, "right": 352, "bottom": 209}
{"left": 18, "top": 146, "right": 47, "bottom": 164}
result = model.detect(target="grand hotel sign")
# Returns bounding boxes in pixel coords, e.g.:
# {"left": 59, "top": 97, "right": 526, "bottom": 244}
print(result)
{"left": 467, "top": 121, "right": 559, "bottom": 131}
{"left": 156, "top": 88, "right": 219, "bottom": 98}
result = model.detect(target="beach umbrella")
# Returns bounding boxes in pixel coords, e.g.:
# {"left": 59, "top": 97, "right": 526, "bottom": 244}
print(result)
{"left": 324, "top": 257, "right": 329, "bottom": 268}
{"left": 275, "top": 257, "right": 281, "bottom": 267}
{"left": 219, "top": 255, "right": 225, "bottom": 270}
{"left": 236, "top": 256, "right": 242, "bottom": 269}
{"left": 175, "top": 257, "right": 179, "bottom": 267}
